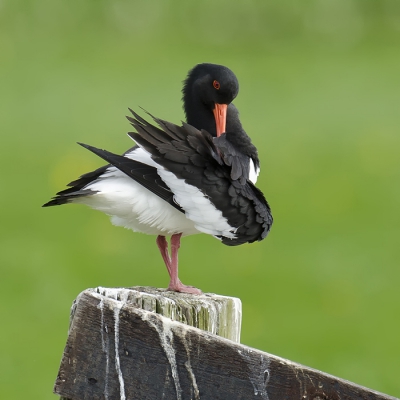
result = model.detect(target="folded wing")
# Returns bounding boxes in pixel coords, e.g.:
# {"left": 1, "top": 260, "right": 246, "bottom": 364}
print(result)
{"left": 126, "top": 110, "right": 272, "bottom": 245}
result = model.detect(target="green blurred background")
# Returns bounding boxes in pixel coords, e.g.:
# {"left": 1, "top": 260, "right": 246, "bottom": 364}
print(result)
{"left": 1, "top": 0, "right": 400, "bottom": 398}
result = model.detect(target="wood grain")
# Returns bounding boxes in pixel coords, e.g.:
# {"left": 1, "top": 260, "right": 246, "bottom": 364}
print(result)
{"left": 54, "top": 289, "right": 397, "bottom": 400}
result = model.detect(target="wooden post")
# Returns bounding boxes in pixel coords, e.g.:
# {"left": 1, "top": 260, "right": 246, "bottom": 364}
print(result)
{"left": 92, "top": 286, "right": 242, "bottom": 343}
{"left": 56, "top": 287, "right": 397, "bottom": 400}
{"left": 57, "top": 286, "right": 242, "bottom": 400}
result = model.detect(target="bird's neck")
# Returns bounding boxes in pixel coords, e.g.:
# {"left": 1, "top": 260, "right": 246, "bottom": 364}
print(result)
{"left": 183, "top": 90, "right": 217, "bottom": 136}
{"left": 225, "top": 105, "right": 260, "bottom": 167}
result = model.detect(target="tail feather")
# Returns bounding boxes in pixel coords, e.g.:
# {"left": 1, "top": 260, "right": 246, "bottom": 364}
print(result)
{"left": 42, "top": 189, "right": 97, "bottom": 207}
{"left": 42, "top": 163, "right": 108, "bottom": 207}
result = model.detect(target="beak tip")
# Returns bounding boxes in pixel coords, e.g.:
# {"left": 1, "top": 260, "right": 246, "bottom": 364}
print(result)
{"left": 213, "top": 103, "right": 228, "bottom": 137}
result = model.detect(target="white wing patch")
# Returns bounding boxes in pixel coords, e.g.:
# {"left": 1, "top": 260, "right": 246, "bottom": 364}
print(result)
{"left": 249, "top": 159, "right": 260, "bottom": 184}
{"left": 158, "top": 169, "right": 237, "bottom": 239}
{"left": 124, "top": 146, "right": 158, "bottom": 167}
{"left": 127, "top": 145, "right": 237, "bottom": 239}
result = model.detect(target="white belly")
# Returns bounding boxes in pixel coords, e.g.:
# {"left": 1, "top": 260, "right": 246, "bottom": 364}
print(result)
{"left": 73, "top": 146, "right": 236, "bottom": 239}
{"left": 74, "top": 167, "right": 200, "bottom": 236}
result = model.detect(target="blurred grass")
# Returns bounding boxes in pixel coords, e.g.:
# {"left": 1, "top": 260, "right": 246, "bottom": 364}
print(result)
{"left": 1, "top": 0, "right": 400, "bottom": 398}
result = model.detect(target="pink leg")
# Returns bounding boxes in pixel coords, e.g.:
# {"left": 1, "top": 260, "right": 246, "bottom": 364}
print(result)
{"left": 167, "top": 233, "right": 202, "bottom": 295}
{"left": 156, "top": 235, "right": 172, "bottom": 276}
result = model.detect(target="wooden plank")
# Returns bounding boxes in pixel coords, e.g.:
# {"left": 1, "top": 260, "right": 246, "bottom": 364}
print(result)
{"left": 54, "top": 289, "right": 398, "bottom": 400}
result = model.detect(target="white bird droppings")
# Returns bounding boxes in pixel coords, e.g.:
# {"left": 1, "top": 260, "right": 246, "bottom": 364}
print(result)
{"left": 95, "top": 287, "right": 132, "bottom": 400}
{"left": 241, "top": 349, "right": 270, "bottom": 399}
{"left": 142, "top": 313, "right": 182, "bottom": 400}
{"left": 113, "top": 302, "right": 126, "bottom": 400}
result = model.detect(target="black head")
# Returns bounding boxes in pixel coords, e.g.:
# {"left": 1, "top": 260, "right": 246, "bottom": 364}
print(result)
{"left": 183, "top": 63, "right": 239, "bottom": 108}
{"left": 182, "top": 63, "right": 239, "bottom": 136}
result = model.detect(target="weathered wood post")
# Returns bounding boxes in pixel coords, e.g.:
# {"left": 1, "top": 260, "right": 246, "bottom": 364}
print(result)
{"left": 55, "top": 287, "right": 398, "bottom": 400}
{"left": 56, "top": 286, "right": 243, "bottom": 400}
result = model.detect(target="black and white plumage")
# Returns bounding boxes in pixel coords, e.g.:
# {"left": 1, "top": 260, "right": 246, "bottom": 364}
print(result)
{"left": 43, "top": 63, "right": 273, "bottom": 294}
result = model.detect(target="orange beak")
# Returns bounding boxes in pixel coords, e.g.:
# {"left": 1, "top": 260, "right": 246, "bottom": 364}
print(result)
{"left": 213, "top": 103, "right": 227, "bottom": 137}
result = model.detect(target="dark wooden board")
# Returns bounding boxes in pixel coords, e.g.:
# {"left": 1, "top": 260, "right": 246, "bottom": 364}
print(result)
{"left": 54, "top": 290, "right": 398, "bottom": 400}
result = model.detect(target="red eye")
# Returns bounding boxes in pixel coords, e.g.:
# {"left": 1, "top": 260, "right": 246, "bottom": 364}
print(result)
{"left": 213, "top": 80, "right": 220, "bottom": 90}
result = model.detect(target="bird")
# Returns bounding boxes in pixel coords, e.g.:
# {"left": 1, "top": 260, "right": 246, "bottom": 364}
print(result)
{"left": 43, "top": 63, "right": 273, "bottom": 295}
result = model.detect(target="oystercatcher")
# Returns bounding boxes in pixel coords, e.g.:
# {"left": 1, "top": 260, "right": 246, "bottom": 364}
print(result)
{"left": 43, "top": 63, "right": 273, "bottom": 294}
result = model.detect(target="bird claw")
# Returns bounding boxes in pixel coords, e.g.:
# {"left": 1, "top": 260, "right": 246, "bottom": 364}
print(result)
{"left": 168, "top": 281, "right": 202, "bottom": 295}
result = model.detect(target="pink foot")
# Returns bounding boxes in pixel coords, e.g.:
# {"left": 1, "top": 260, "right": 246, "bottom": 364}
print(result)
{"left": 157, "top": 233, "right": 202, "bottom": 295}
{"left": 168, "top": 280, "right": 203, "bottom": 295}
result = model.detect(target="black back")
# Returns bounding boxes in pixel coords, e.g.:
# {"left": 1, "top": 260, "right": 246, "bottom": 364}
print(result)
{"left": 125, "top": 110, "right": 272, "bottom": 245}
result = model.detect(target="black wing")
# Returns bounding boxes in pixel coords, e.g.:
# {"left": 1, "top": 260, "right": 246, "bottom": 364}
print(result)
{"left": 42, "top": 165, "right": 108, "bottom": 207}
{"left": 43, "top": 143, "right": 138, "bottom": 207}
{"left": 127, "top": 109, "right": 272, "bottom": 245}
{"left": 42, "top": 143, "right": 182, "bottom": 212}
{"left": 76, "top": 143, "right": 183, "bottom": 212}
